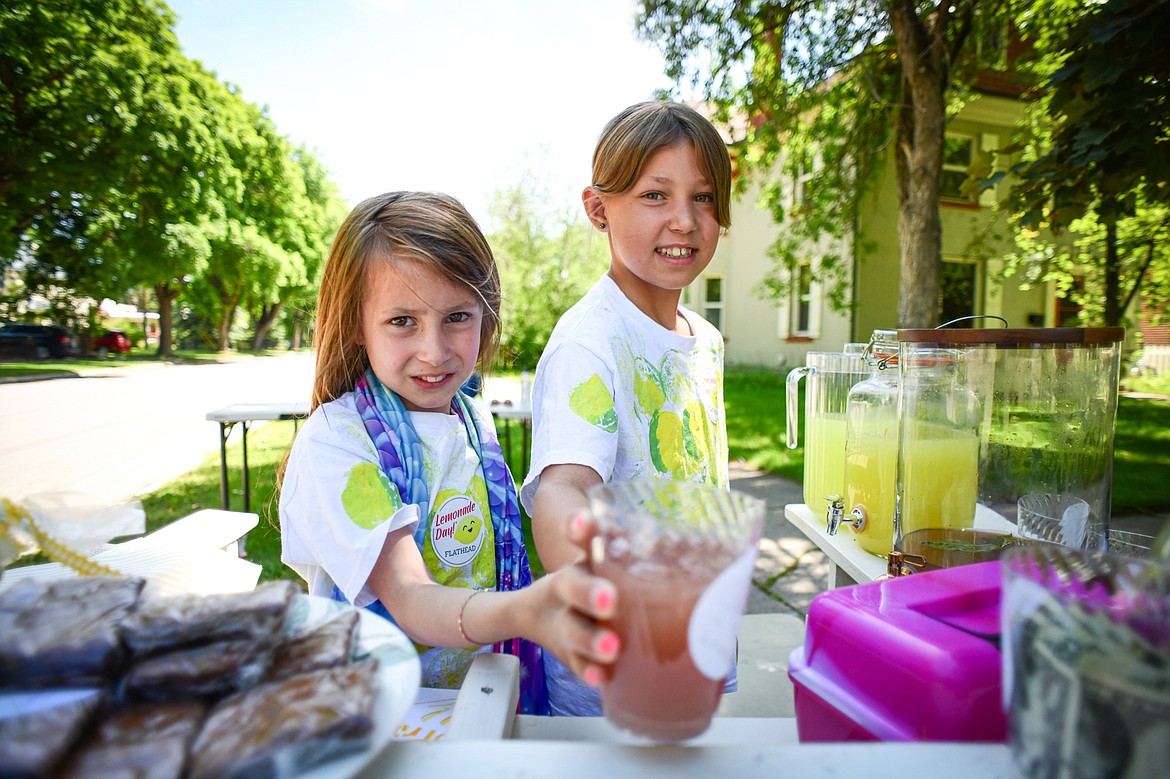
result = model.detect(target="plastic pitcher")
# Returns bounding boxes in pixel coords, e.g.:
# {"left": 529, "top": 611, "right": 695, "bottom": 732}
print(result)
{"left": 785, "top": 347, "right": 868, "bottom": 516}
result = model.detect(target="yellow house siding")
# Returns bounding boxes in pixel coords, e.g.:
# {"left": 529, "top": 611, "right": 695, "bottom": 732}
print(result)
{"left": 714, "top": 90, "right": 1064, "bottom": 363}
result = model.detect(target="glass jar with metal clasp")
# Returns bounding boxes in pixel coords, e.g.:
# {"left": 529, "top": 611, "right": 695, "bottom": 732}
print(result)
{"left": 827, "top": 330, "right": 900, "bottom": 558}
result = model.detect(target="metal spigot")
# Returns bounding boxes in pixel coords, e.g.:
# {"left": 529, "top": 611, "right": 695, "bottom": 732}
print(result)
{"left": 825, "top": 495, "right": 867, "bottom": 536}
{"left": 885, "top": 550, "right": 927, "bottom": 578}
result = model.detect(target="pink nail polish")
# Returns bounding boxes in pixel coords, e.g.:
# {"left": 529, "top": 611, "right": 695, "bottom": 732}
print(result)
{"left": 584, "top": 665, "right": 602, "bottom": 687}
{"left": 593, "top": 585, "right": 614, "bottom": 612}
{"left": 595, "top": 631, "right": 619, "bottom": 657}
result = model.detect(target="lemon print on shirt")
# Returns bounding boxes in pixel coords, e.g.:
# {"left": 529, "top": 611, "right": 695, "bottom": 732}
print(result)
{"left": 570, "top": 374, "right": 618, "bottom": 433}
{"left": 649, "top": 410, "right": 687, "bottom": 474}
{"left": 683, "top": 398, "right": 712, "bottom": 462}
{"left": 634, "top": 365, "right": 666, "bottom": 416}
{"left": 341, "top": 462, "right": 402, "bottom": 529}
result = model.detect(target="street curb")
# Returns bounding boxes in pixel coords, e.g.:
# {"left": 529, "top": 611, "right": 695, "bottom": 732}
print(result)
{"left": 0, "top": 354, "right": 268, "bottom": 385}
{"left": 0, "top": 372, "right": 83, "bottom": 384}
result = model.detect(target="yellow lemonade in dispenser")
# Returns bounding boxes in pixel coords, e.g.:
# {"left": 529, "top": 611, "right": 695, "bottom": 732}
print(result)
{"left": 803, "top": 413, "right": 848, "bottom": 517}
{"left": 843, "top": 434, "right": 898, "bottom": 557}
{"left": 899, "top": 422, "right": 979, "bottom": 537}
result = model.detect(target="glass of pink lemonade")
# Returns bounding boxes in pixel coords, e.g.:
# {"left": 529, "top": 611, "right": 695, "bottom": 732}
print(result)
{"left": 587, "top": 480, "right": 765, "bottom": 741}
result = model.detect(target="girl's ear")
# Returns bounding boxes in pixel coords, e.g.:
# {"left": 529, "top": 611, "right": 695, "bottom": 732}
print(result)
{"left": 582, "top": 187, "right": 607, "bottom": 231}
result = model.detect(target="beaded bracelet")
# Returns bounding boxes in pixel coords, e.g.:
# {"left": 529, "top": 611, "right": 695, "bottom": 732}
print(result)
{"left": 458, "top": 589, "right": 486, "bottom": 646}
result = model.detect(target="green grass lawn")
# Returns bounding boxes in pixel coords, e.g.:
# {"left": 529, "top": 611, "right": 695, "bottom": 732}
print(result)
{"left": 120, "top": 411, "right": 542, "bottom": 585}
{"left": 8, "top": 367, "right": 1169, "bottom": 584}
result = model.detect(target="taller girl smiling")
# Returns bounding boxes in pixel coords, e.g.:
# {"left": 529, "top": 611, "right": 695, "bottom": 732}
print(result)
{"left": 279, "top": 191, "right": 619, "bottom": 715}
{"left": 521, "top": 102, "right": 734, "bottom": 715}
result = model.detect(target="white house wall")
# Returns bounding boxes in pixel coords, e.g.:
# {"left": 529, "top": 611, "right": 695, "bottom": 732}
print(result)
{"left": 701, "top": 174, "right": 855, "bottom": 368}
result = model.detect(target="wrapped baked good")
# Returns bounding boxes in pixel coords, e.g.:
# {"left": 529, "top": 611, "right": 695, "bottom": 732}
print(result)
{"left": 268, "top": 609, "right": 360, "bottom": 681}
{"left": 188, "top": 659, "right": 379, "bottom": 779}
{"left": 121, "top": 638, "right": 276, "bottom": 701}
{"left": 121, "top": 580, "right": 298, "bottom": 654}
{"left": 0, "top": 576, "right": 144, "bottom": 688}
{"left": 0, "top": 688, "right": 104, "bottom": 778}
{"left": 59, "top": 700, "right": 206, "bottom": 779}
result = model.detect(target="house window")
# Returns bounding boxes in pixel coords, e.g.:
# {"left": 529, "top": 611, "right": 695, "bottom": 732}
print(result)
{"left": 941, "top": 134, "right": 977, "bottom": 202}
{"left": 941, "top": 260, "right": 979, "bottom": 325}
{"left": 976, "top": 17, "right": 1010, "bottom": 69}
{"left": 793, "top": 150, "right": 819, "bottom": 209}
{"left": 702, "top": 276, "right": 724, "bottom": 331}
{"left": 792, "top": 263, "right": 812, "bottom": 335}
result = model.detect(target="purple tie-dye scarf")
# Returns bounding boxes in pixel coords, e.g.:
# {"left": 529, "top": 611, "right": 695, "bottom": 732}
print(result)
{"left": 352, "top": 370, "right": 547, "bottom": 715}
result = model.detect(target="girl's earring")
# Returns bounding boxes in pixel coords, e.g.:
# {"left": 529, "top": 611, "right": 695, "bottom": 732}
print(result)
{"left": 598, "top": 222, "right": 606, "bottom": 230}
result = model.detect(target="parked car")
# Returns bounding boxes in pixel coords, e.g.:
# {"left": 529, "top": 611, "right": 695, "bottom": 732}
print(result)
{"left": 0, "top": 323, "right": 78, "bottom": 360}
{"left": 93, "top": 329, "right": 132, "bottom": 356}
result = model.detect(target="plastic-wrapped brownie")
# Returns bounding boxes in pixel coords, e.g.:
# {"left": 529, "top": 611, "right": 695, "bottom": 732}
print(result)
{"left": 188, "top": 659, "right": 379, "bottom": 779}
{"left": 268, "top": 609, "right": 360, "bottom": 681}
{"left": 0, "top": 576, "right": 144, "bottom": 688}
{"left": 122, "top": 638, "right": 277, "bottom": 701}
{"left": 59, "top": 700, "right": 206, "bottom": 779}
{"left": 120, "top": 580, "right": 298, "bottom": 655}
{"left": 0, "top": 688, "right": 105, "bottom": 779}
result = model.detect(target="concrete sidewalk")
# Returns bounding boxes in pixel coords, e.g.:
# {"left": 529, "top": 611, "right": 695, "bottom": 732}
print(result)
{"left": 728, "top": 461, "right": 828, "bottom": 618}
{"left": 719, "top": 462, "right": 824, "bottom": 718}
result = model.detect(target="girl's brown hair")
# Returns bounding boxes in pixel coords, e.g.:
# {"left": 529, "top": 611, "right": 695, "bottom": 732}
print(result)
{"left": 310, "top": 191, "right": 501, "bottom": 411}
{"left": 591, "top": 101, "right": 733, "bottom": 228}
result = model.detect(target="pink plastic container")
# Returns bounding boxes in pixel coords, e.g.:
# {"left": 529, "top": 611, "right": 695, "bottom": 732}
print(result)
{"left": 788, "top": 561, "right": 1006, "bottom": 742}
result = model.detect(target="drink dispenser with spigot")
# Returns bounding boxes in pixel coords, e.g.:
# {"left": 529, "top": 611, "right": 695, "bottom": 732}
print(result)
{"left": 827, "top": 331, "right": 900, "bottom": 557}
{"left": 892, "top": 347, "right": 984, "bottom": 568}
{"left": 785, "top": 347, "right": 869, "bottom": 517}
{"left": 895, "top": 327, "right": 1125, "bottom": 564}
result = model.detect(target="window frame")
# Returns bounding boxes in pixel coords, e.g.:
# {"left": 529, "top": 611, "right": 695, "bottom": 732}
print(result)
{"left": 941, "top": 133, "right": 979, "bottom": 204}
{"left": 701, "top": 274, "right": 724, "bottom": 332}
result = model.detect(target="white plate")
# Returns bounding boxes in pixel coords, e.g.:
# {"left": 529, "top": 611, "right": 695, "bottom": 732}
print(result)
{"left": 293, "top": 595, "right": 421, "bottom": 779}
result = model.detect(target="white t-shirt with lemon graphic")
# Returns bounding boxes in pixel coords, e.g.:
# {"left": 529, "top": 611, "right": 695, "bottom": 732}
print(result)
{"left": 280, "top": 392, "right": 496, "bottom": 688}
{"left": 520, "top": 274, "right": 728, "bottom": 510}
{"left": 519, "top": 275, "right": 732, "bottom": 716}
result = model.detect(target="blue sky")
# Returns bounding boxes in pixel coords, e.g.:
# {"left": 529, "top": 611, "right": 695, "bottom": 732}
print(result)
{"left": 169, "top": 0, "right": 675, "bottom": 228}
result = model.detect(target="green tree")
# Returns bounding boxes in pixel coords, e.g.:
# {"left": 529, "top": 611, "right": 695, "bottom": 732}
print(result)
{"left": 638, "top": 0, "right": 1027, "bottom": 327}
{"left": 97, "top": 58, "right": 248, "bottom": 356}
{"left": 0, "top": 0, "right": 180, "bottom": 259}
{"left": 487, "top": 173, "right": 609, "bottom": 370}
{"left": 15, "top": 193, "right": 134, "bottom": 333}
{"left": 1005, "top": 0, "right": 1170, "bottom": 328}
{"left": 244, "top": 145, "right": 346, "bottom": 351}
{"left": 195, "top": 103, "right": 303, "bottom": 352}
{"left": 2, "top": 1, "right": 346, "bottom": 355}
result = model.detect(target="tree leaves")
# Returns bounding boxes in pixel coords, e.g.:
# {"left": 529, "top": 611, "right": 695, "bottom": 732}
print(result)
{"left": 1, "top": 1, "right": 345, "bottom": 352}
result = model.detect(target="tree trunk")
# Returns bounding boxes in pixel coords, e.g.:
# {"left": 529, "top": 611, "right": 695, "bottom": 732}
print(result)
{"left": 1103, "top": 215, "right": 1122, "bottom": 327}
{"left": 208, "top": 278, "right": 240, "bottom": 352}
{"left": 889, "top": 1, "right": 950, "bottom": 329}
{"left": 292, "top": 317, "right": 305, "bottom": 350}
{"left": 154, "top": 283, "right": 178, "bottom": 356}
{"left": 216, "top": 311, "right": 232, "bottom": 352}
{"left": 250, "top": 303, "right": 281, "bottom": 350}
{"left": 895, "top": 98, "right": 945, "bottom": 328}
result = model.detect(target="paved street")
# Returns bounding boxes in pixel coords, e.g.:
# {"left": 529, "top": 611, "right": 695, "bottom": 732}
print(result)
{"left": 0, "top": 353, "right": 315, "bottom": 505}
